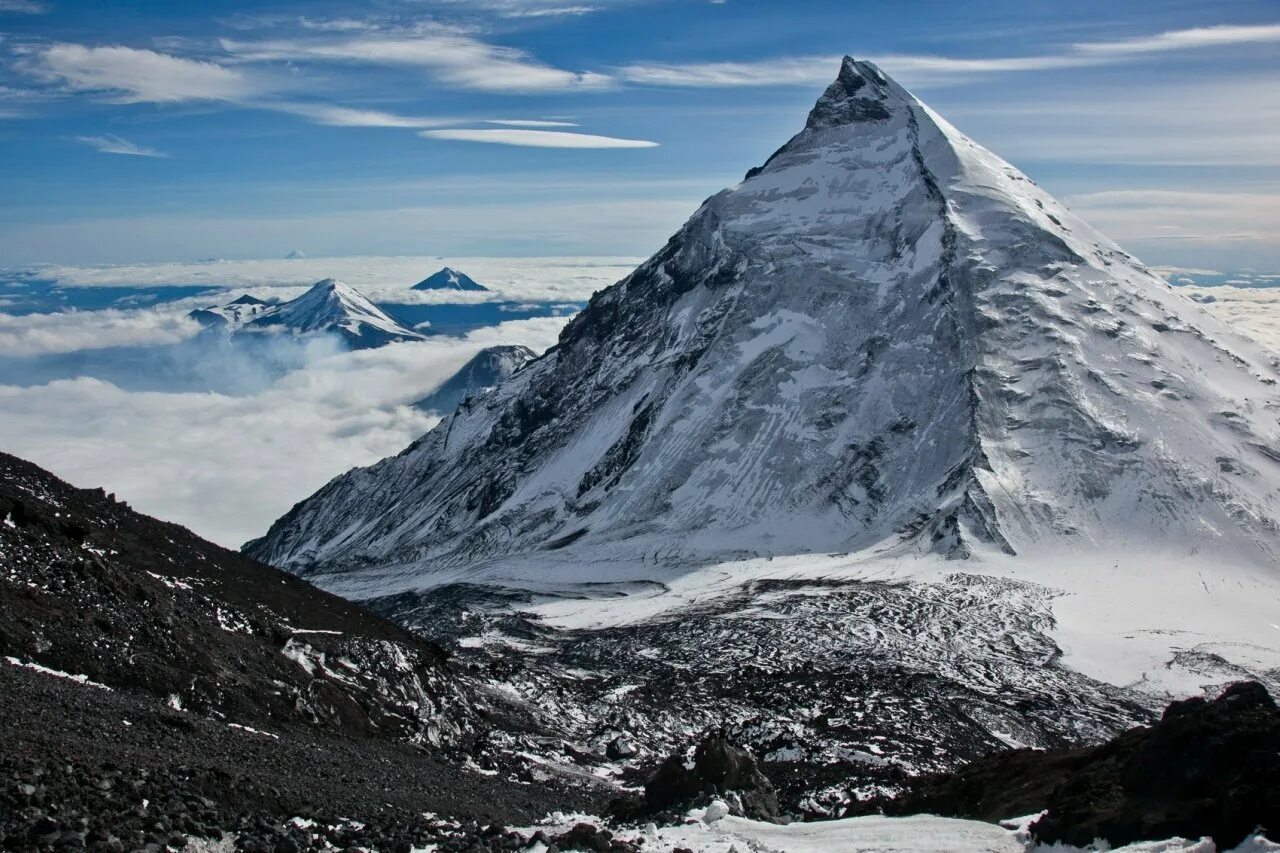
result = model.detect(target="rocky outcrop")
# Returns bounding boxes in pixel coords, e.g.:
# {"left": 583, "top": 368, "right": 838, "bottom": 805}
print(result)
{"left": 892, "top": 681, "right": 1280, "bottom": 848}
{"left": 641, "top": 733, "right": 780, "bottom": 821}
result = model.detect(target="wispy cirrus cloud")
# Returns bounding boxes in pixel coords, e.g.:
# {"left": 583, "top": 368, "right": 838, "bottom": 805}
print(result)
{"left": 616, "top": 53, "right": 1105, "bottom": 88}
{"left": 0, "top": 0, "right": 48, "bottom": 12}
{"left": 499, "top": 5, "right": 600, "bottom": 18}
{"left": 432, "top": 0, "right": 607, "bottom": 17}
{"left": 23, "top": 43, "right": 259, "bottom": 103}
{"left": 75, "top": 134, "right": 166, "bottom": 157}
{"left": 954, "top": 76, "right": 1280, "bottom": 166}
{"left": 1066, "top": 188, "right": 1280, "bottom": 247}
{"left": 220, "top": 30, "right": 613, "bottom": 93}
{"left": 267, "top": 102, "right": 456, "bottom": 128}
{"left": 484, "top": 119, "right": 579, "bottom": 127}
{"left": 420, "top": 128, "right": 656, "bottom": 148}
{"left": 618, "top": 22, "right": 1280, "bottom": 88}
{"left": 1074, "top": 23, "right": 1280, "bottom": 54}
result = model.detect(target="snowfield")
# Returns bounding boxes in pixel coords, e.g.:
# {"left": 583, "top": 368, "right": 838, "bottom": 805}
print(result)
{"left": 516, "top": 809, "right": 1280, "bottom": 853}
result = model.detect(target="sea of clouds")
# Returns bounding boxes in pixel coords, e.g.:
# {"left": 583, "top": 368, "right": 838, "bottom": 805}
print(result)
{"left": 0, "top": 256, "right": 643, "bottom": 547}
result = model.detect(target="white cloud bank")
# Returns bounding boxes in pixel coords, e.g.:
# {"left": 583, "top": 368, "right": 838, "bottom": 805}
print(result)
{"left": 1176, "top": 285, "right": 1280, "bottom": 355}
{"left": 0, "top": 306, "right": 203, "bottom": 356}
{"left": 0, "top": 316, "right": 570, "bottom": 547}
{"left": 25, "top": 255, "right": 643, "bottom": 302}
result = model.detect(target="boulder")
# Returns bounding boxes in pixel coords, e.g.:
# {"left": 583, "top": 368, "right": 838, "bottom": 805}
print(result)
{"left": 642, "top": 732, "right": 779, "bottom": 821}
{"left": 892, "top": 681, "right": 1280, "bottom": 849}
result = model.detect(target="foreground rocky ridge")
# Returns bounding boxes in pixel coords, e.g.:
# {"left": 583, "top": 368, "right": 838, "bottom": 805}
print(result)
{"left": 0, "top": 452, "right": 611, "bottom": 848}
{"left": 0, "top": 451, "right": 469, "bottom": 747}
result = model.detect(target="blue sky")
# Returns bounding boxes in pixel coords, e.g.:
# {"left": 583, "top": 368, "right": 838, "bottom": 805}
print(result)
{"left": 0, "top": 0, "right": 1277, "bottom": 269}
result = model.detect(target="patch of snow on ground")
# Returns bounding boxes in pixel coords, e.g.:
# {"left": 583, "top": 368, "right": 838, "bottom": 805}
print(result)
{"left": 517, "top": 810, "right": 1278, "bottom": 853}
{"left": 4, "top": 656, "right": 112, "bottom": 690}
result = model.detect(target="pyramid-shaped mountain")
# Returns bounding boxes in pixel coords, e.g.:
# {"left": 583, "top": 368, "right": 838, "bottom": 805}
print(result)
{"left": 412, "top": 267, "right": 489, "bottom": 292}
{"left": 247, "top": 59, "right": 1280, "bottom": 590}
{"left": 414, "top": 345, "right": 539, "bottom": 413}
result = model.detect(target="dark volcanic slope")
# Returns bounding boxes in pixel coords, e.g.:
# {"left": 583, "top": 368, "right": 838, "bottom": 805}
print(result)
{"left": 0, "top": 450, "right": 468, "bottom": 746}
{"left": 0, "top": 451, "right": 611, "bottom": 847}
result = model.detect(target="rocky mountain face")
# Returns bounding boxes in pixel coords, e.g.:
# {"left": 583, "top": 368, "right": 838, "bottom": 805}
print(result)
{"left": 415, "top": 345, "right": 540, "bottom": 413}
{"left": 190, "top": 279, "right": 425, "bottom": 350}
{"left": 247, "top": 58, "right": 1280, "bottom": 579}
{"left": 412, "top": 267, "right": 489, "bottom": 292}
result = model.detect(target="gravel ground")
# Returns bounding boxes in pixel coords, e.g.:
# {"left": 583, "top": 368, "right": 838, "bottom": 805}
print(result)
{"left": 1, "top": 663, "right": 612, "bottom": 851}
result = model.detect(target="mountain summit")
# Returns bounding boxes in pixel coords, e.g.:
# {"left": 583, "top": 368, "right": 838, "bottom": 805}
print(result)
{"left": 412, "top": 267, "right": 489, "bottom": 292}
{"left": 247, "top": 59, "right": 1280, "bottom": 606}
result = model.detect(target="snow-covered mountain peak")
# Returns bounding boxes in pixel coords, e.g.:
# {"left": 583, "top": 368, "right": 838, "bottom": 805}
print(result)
{"left": 247, "top": 59, "right": 1280, "bottom": 591}
{"left": 190, "top": 279, "right": 425, "bottom": 350}
{"left": 412, "top": 267, "right": 489, "bottom": 292}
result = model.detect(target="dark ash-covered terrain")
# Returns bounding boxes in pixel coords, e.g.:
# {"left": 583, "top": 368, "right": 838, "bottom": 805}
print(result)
{"left": 0, "top": 452, "right": 609, "bottom": 849}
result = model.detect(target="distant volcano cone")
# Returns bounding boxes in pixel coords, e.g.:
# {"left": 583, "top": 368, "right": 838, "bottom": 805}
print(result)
{"left": 412, "top": 267, "right": 489, "bottom": 292}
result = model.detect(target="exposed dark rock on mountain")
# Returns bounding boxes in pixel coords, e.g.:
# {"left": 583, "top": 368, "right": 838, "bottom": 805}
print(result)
{"left": 415, "top": 345, "right": 539, "bottom": 413}
{"left": 412, "top": 267, "right": 489, "bottom": 292}
{"left": 377, "top": 575, "right": 1153, "bottom": 818}
{"left": 890, "top": 681, "right": 1280, "bottom": 848}
{"left": 641, "top": 733, "right": 780, "bottom": 822}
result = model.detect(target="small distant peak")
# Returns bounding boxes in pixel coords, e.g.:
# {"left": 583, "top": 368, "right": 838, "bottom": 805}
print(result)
{"left": 229, "top": 294, "right": 268, "bottom": 305}
{"left": 804, "top": 56, "right": 896, "bottom": 131}
{"left": 285, "top": 249, "right": 307, "bottom": 260}
{"left": 412, "top": 267, "right": 489, "bottom": 291}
